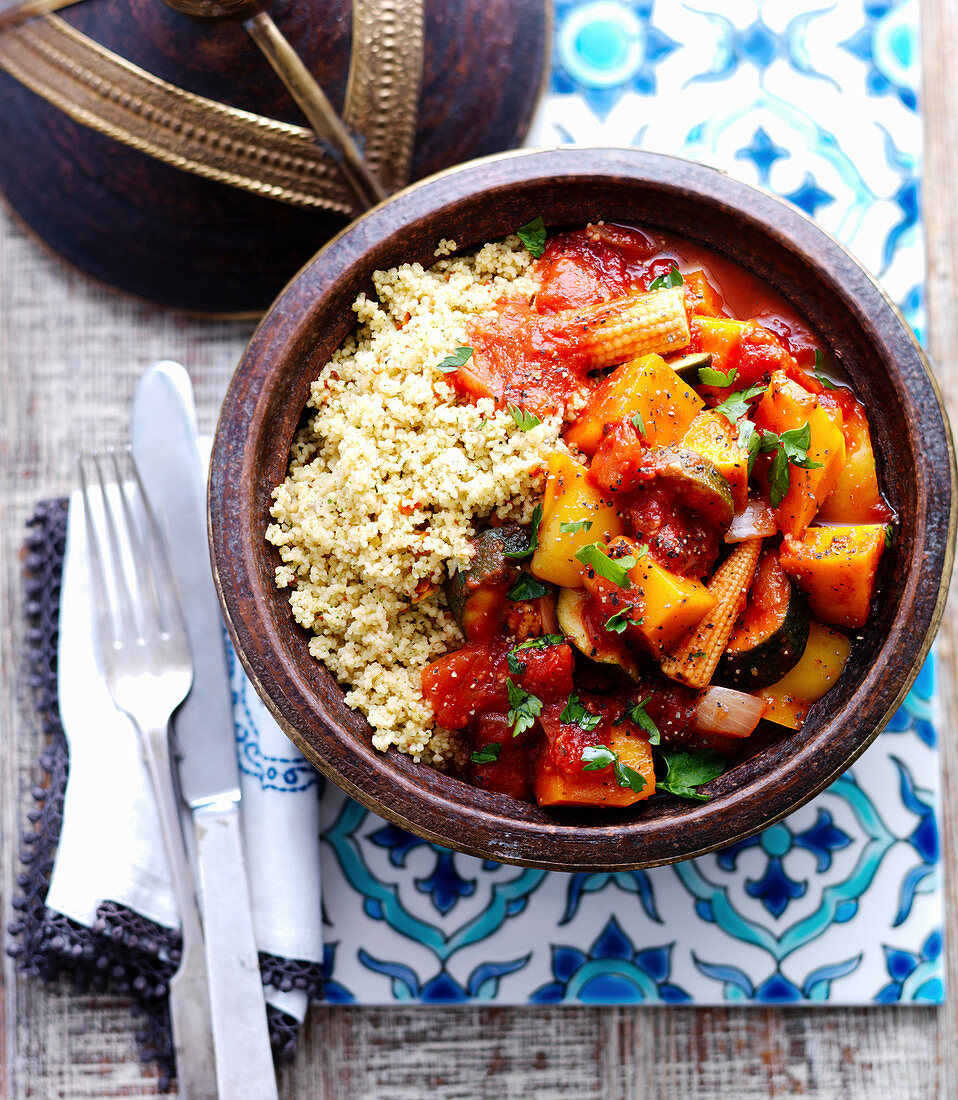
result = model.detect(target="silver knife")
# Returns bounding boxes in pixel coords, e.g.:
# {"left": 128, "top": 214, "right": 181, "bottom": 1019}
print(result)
{"left": 131, "top": 361, "right": 279, "bottom": 1100}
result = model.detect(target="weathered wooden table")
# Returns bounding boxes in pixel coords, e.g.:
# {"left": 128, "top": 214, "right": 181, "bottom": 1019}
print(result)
{"left": 2, "top": 2, "right": 957, "bottom": 1095}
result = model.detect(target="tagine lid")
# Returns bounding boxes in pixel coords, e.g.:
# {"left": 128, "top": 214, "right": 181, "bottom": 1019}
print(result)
{"left": 0, "top": 0, "right": 549, "bottom": 316}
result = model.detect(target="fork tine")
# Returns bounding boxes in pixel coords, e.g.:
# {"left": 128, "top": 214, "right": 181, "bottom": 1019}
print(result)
{"left": 78, "top": 454, "right": 119, "bottom": 658}
{"left": 91, "top": 449, "right": 141, "bottom": 643}
{"left": 109, "top": 446, "right": 169, "bottom": 638}
{"left": 124, "top": 445, "right": 189, "bottom": 641}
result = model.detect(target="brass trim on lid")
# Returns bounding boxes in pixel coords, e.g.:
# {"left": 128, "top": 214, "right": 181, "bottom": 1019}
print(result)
{"left": 0, "top": 0, "right": 424, "bottom": 212}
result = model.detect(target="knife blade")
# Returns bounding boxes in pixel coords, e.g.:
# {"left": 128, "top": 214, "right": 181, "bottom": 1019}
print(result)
{"left": 131, "top": 361, "right": 278, "bottom": 1100}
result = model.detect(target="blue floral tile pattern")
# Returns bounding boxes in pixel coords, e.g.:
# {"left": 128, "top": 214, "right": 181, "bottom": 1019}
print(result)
{"left": 310, "top": 0, "right": 941, "bottom": 1006}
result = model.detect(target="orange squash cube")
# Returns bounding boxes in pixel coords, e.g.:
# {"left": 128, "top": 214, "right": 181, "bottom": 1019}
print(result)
{"left": 754, "top": 371, "right": 846, "bottom": 536}
{"left": 779, "top": 524, "right": 886, "bottom": 629}
{"left": 534, "top": 727, "right": 655, "bottom": 808}
{"left": 817, "top": 398, "right": 888, "bottom": 523}
{"left": 563, "top": 353, "right": 703, "bottom": 457}
{"left": 682, "top": 410, "right": 750, "bottom": 510}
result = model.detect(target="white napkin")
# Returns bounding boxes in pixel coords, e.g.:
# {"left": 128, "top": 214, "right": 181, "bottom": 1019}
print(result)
{"left": 47, "top": 481, "right": 324, "bottom": 1021}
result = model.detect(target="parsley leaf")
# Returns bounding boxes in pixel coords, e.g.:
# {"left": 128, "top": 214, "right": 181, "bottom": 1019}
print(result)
{"left": 625, "top": 695, "right": 660, "bottom": 745}
{"left": 560, "top": 692, "right": 602, "bottom": 732}
{"left": 604, "top": 609, "right": 638, "bottom": 634}
{"left": 885, "top": 523, "right": 896, "bottom": 548}
{"left": 581, "top": 745, "right": 617, "bottom": 770}
{"left": 689, "top": 650, "right": 706, "bottom": 660}
{"left": 507, "top": 573, "right": 551, "bottom": 601}
{"left": 509, "top": 405, "right": 542, "bottom": 431}
{"left": 780, "top": 423, "right": 823, "bottom": 470}
{"left": 737, "top": 419, "right": 762, "bottom": 474}
{"left": 560, "top": 518, "right": 593, "bottom": 536}
{"left": 506, "top": 678, "right": 543, "bottom": 738}
{"left": 656, "top": 748, "right": 724, "bottom": 801}
{"left": 504, "top": 504, "right": 542, "bottom": 560}
{"left": 580, "top": 745, "right": 646, "bottom": 793}
{"left": 470, "top": 743, "right": 500, "bottom": 764}
{"left": 632, "top": 411, "right": 647, "bottom": 437}
{"left": 614, "top": 760, "right": 647, "bottom": 794}
{"left": 713, "top": 384, "right": 767, "bottom": 426}
{"left": 768, "top": 444, "right": 791, "bottom": 508}
{"left": 507, "top": 634, "right": 566, "bottom": 675}
{"left": 814, "top": 349, "right": 838, "bottom": 390}
{"left": 648, "top": 265, "right": 683, "bottom": 290}
{"left": 699, "top": 365, "right": 738, "bottom": 387}
{"left": 436, "top": 346, "right": 473, "bottom": 373}
{"left": 516, "top": 215, "right": 547, "bottom": 258}
{"left": 574, "top": 543, "right": 635, "bottom": 588}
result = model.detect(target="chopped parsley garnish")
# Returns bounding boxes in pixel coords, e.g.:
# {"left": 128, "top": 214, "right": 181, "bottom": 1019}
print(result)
{"left": 581, "top": 745, "right": 647, "bottom": 793}
{"left": 436, "top": 346, "right": 473, "bottom": 373}
{"left": 713, "top": 384, "right": 767, "bottom": 426}
{"left": 506, "top": 573, "right": 551, "bottom": 601}
{"left": 508, "top": 405, "right": 542, "bottom": 431}
{"left": 506, "top": 678, "right": 543, "bottom": 738}
{"left": 885, "top": 523, "right": 896, "bottom": 548}
{"left": 470, "top": 743, "right": 500, "bottom": 764}
{"left": 699, "top": 365, "right": 738, "bottom": 387}
{"left": 648, "top": 265, "right": 683, "bottom": 290}
{"left": 656, "top": 748, "right": 724, "bottom": 801}
{"left": 813, "top": 349, "right": 838, "bottom": 390}
{"left": 604, "top": 609, "right": 638, "bottom": 634}
{"left": 632, "top": 410, "right": 647, "bottom": 437}
{"left": 560, "top": 692, "right": 602, "bottom": 732}
{"left": 560, "top": 518, "right": 593, "bottom": 536}
{"left": 690, "top": 650, "right": 706, "bottom": 660}
{"left": 621, "top": 695, "right": 660, "bottom": 744}
{"left": 506, "top": 634, "right": 565, "bottom": 674}
{"left": 764, "top": 422, "right": 823, "bottom": 507}
{"left": 574, "top": 543, "right": 636, "bottom": 588}
{"left": 516, "top": 215, "right": 547, "bottom": 258}
{"left": 504, "top": 504, "right": 542, "bottom": 560}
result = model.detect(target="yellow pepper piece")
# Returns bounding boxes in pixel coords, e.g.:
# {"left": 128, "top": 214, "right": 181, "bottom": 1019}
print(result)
{"left": 531, "top": 453, "right": 623, "bottom": 588}
{"left": 756, "top": 621, "right": 851, "bottom": 730}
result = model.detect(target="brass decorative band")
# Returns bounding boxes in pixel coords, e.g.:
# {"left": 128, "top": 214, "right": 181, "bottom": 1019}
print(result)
{"left": 0, "top": 1, "right": 424, "bottom": 214}
{"left": 344, "top": 0, "right": 423, "bottom": 195}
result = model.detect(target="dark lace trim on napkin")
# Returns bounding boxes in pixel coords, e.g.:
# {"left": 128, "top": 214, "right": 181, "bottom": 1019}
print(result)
{"left": 7, "top": 499, "right": 324, "bottom": 1089}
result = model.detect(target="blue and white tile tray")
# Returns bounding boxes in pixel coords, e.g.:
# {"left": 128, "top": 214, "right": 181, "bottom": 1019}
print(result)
{"left": 266, "top": 0, "right": 943, "bottom": 1005}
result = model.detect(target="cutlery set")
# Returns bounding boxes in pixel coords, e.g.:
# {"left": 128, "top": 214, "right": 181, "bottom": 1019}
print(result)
{"left": 79, "top": 363, "right": 277, "bottom": 1100}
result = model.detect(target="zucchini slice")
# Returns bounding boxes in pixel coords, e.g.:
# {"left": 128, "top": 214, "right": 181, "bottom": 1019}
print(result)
{"left": 445, "top": 525, "right": 528, "bottom": 641}
{"left": 653, "top": 446, "right": 735, "bottom": 533}
{"left": 556, "top": 587, "right": 641, "bottom": 680}
{"left": 668, "top": 351, "right": 713, "bottom": 383}
{"left": 716, "top": 551, "right": 810, "bottom": 690}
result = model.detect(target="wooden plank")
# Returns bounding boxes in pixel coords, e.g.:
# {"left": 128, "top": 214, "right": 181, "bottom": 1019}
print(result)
{"left": 1, "top": 1, "right": 957, "bottom": 1094}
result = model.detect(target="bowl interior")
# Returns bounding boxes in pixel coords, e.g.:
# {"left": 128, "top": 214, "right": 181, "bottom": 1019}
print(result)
{"left": 210, "top": 148, "right": 955, "bottom": 870}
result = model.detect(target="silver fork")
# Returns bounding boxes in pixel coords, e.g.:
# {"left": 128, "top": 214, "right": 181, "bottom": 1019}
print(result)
{"left": 79, "top": 446, "right": 218, "bottom": 1100}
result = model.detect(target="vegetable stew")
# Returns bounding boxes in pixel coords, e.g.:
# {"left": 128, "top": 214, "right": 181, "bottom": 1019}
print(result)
{"left": 422, "top": 221, "right": 895, "bottom": 808}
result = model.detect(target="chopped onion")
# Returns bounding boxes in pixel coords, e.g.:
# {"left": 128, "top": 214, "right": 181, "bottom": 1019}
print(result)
{"left": 693, "top": 686, "right": 766, "bottom": 738}
{"left": 726, "top": 500, "right": 777, "bottom": 542}
{"left": 539, "top": 591, "right": 559, "bottom": 635}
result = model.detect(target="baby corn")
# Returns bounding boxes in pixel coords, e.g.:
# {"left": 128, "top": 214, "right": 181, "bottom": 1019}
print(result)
{"left": 660, "top": 538, "right": 763, "bottom": 689}
{"left": 557, "top": 286, "right": 690, "bottom": 370}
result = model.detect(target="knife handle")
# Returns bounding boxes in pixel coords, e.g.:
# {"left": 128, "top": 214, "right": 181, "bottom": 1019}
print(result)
{"left": 194, "top": 800, "right": 279, "bottom": 1100}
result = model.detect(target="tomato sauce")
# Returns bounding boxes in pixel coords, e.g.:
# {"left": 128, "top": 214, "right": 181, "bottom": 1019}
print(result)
{"left": 423, "top": 222, "right": 892, "bottom": 806}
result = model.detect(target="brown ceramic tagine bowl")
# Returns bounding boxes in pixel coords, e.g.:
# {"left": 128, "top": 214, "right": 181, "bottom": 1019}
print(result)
{"left": 210, "top": 147, "right": 956, "bottom": 871}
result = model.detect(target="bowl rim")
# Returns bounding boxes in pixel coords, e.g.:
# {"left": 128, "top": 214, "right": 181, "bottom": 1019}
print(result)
{"left": 209, "top": 145, "right": 957, "bottom": 871}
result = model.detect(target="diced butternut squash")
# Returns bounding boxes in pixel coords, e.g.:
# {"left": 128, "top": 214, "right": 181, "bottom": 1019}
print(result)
{"left": 817, "top": 398, "right": 888, "bottom": 523}
{"left": 688, "top": 317, "right": 750, "bottom": 374}
{"left": 682, "top": 410, "right": 750, "bottom": 511}
{"left": 754, "top": 370, "right": 846, "bottom": 537}
{"left": 756, "top": 621, "right": 851, "bottom": 729}
{"left": 779, "top": 524, "right": 886, "bottom": 629}
{"left": 564, "top": 353, "right": 704, "bottom": 456}
{"left": 531, "top": 453, "right": 623, "bottom": 588}
{"left": 579, "top": 536, "right": 716, "bottom": 657}
{"left": 534, "top": 728, "right": 655, "bottom": 808}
